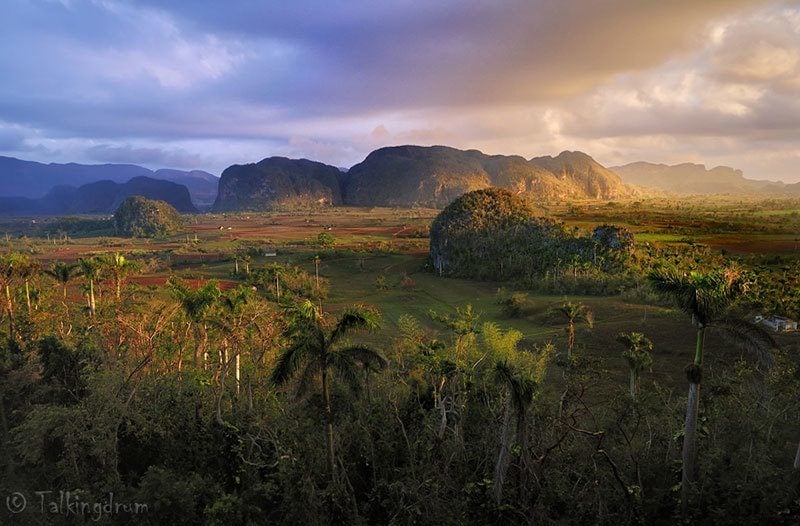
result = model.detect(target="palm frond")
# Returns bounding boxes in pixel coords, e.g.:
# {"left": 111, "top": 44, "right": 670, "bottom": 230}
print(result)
{"left": 77, "top": 257, "right": 103, "bottom": 279}
{"left": 44, "top": 262, "right": 78, "bottom": 283}
{"left": 326, "top": 351, "right": 362, "bottom": 394}
{"left": 649, "top": 268, "right": 736, "bottom": 324}
{"left": 270, "top": 339, "right": 313, "bottom": 386}
{"left": 339, "top": 344, "right": 388, "bottom": 371}
{"left": 294, "top": 359, "right": 322, "bottom": 398}
{"left": 330, "top": 306, "right": 380, "bottom": 343}
{"left": 710, "top": 317, "right": 778, "bottom": 368}
{"left": 494, "top": 360, "right": 535, "bottom": 415}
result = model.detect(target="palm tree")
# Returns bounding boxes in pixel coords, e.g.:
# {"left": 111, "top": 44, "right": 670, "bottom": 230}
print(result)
{"left": 102, "top": 252, "right": 139, "bottom": 299}
{"left": 0, "top": 254, "right": 20, "bottom": 337}
{"left": 241, "top": 254, "right": 252, "bottom": 275}
{"left": 78, "top": 257, "right": 103, "bottom": 316}
{"left": 617, "top": 332, "right": 654, "bottom": 400}
{"left": 558, "top": 301, "right": 593, "bottom": 360}
{"left": 650, "top": 267, "right": 776, "bottom": 510}
{"left": 168, "top": 277, "right": 220, "bottom": 369}
{"left": 492, "top": 360, "right": 536, "bottom": 504}
{"left": 270, "top": 300, "right": 386, "bottom": 477}
{"left": 15, "top": 256, "right": 38, "bottom": 313}
{"left": 210, "top": 286, "right": 254, "bottom": 423}
{"left": 44, "top": 261, "right": 78, "bottom": 299}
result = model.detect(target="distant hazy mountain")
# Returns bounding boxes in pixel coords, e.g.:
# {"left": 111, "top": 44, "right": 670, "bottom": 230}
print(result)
{"left": 611, "top": 161, "right": 792, "bottom": 195}
{"left": 343, "top": 146, "right": 632, "bottom": 207}
{"left": 0, "top": 156, "right": 217, "bottom": 207}
{"left": 154, "top": 169, "right": 219, "bottom": 208}
{"left": 213, "top": 157, "right": 344, "bottom": 212}
{"left": 0, "top": 176, "right": 196, "bottom": 215}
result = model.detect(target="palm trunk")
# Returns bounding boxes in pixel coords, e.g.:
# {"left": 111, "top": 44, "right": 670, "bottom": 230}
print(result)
{"left": 116, "top": 277, "right": 121, "bottom": 299}
{"left": 493, "top": 401, "right": 514, "bottom": 504}
{"left": 4, "top": 284, "right": 12, "bottom": 339}
{"left": 193, "top": 324, "right": 206, "bottom": 369}
{"left": 89, "top": 279, "right": 96, "bottom": 316}
{"left": 794, "top": 440, "right": 800, "bottom": 470}
{"left": 567, "top": 320, "right": 575, "bottom": 360}
{"left": 681, "top": 326, "right": 705, "bottom": 511}
{"left": 682, "top": 382, "right": 700, "bottom": 508}
{"left": 630, "top": 369, "right": 637, "bottom": 400}
{"left": 63, "top": 283, "right": 68, "bottom": 299}
{"left": 247, "top": 376, "right": 254, "bottom": 412}
{"left": 201, "top": 324, "right": 209, "bottom": 368}
{"left": 215, "top": 346, "right": 227, "bottom": 425}
{"left": 24, "top": 279, "right": 31, "bottom": 312}
{"left": 322, "top": 366, "right": 336, "bottom": 477}
{"left": 235, "top": 351, "right": 240, "bottom": 396}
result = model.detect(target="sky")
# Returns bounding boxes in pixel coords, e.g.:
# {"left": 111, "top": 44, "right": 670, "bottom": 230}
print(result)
{"left": 1, "top": 0, "right": 799, "bottom": 181}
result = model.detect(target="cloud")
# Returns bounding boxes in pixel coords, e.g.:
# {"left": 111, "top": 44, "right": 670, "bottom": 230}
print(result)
{"left": 1, "top": 0, "right": 798, "bottom": 182}
{"left": 85, "top": 143, "right": 213, "bottom": 169}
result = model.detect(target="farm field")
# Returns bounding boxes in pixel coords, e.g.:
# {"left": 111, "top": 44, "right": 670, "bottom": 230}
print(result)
{"left": 2, "top": 198, "right": 798, "bottom": 392}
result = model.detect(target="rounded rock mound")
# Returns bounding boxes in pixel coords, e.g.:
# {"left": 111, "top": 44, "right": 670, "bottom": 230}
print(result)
{"left": 429, "top": 188, "right": 571, "bottom": 280}
{"left": 114, "top": 196, "right": 183, "bottom": 238}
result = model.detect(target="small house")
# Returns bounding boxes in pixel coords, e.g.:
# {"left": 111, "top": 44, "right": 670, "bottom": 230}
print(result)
{"left": 756, "top": 315, "right": 798, "bottom": 332}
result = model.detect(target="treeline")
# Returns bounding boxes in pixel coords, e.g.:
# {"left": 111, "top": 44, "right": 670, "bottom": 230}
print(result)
{"left": 0, "top": 252, "right": 799, "bottom": 524}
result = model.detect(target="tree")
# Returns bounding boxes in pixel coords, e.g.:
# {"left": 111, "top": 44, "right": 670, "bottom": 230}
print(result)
{"left": 15, "top": 255, "right": 39, "bottom": 313}
{"left": 78, "top": 257, "right": 103, "bottom": 317}
{"left": 317, "top": 231, "right": 335, "bottom": 249}
{"left": 102, "top": 252, "right": 139, "bottom": 299}
{"left": 0, "top": 254, "right": 25, "bottom": 337}
{"left": 650, "top": 267, "right": 776, "bottom": 511}
{"left": 270, "top": 300, "right": 385, "bottom": 477}
{"left": 44, "top": 261, "right": 78, "bottom": 299}
{"left": 211, "top": 286, "right": 253, "bottom": 423}
{"left": 241, "top": 254, "right": 252, "bottom": 276}
{"left": 617, "top": 332, "right": 653, "bottom": 400}
{"left": 167, "top": 278, "right": 221, "bottom": 370}
{"left": 558, "top": 301, "right": 593, "bottom": 360}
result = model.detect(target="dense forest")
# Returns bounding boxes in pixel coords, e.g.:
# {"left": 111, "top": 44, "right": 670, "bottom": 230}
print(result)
{"left": 0, "top": 195, "right": 799, "bottom": 525}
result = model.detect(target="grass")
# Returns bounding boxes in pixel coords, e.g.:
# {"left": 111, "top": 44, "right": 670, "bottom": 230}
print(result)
{"left": 3, "top": 197, "right": 799, "bottom": 396}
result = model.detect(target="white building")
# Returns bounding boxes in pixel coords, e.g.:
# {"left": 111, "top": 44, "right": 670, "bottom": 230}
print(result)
{"left": 755, "top": 315, "right": 798, "bottom": 332}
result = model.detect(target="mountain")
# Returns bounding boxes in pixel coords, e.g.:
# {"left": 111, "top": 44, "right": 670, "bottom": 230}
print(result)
{"left": 154, "top": 169, "right": 219, "bottom": 208}
{"left": 213, "top": 157, "right": 344, "bottom": 212}
{"left": 0, "top": 156, "right": 217, "bottom": 207}
{"left": 611, "top": 162, "right": 790, "bottom": 195}
{"left": 342, "top": 146, "right": 632, "bottom": 207}
{"left": 0, "top": 176, "right": 196, "bottom": 215}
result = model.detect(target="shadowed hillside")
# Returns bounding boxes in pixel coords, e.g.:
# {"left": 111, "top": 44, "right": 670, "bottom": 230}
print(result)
{"left": 212, "top": 157, "right": 344, "bottom": 212}
{"left": 0, "top": 156, "right": 216, "bottom": 206}
{"left": 0, "top": 176, "right": 196, "bottom": 215}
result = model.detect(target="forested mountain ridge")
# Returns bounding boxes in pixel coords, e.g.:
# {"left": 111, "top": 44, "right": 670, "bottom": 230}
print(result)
{"left": 0, "top": 156, "right": 216, "bottom": 206}
{"left": 213, "top": 146, "right": 633, "bottom": 211}
{"left": 212, "top": 157, "right": 344, "bottom": 212}
{"left": 0, "top": 176, "right": 196, "bottom": 215}
{"left": 344, "top": 146, "right": 633, "bottom": 207}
